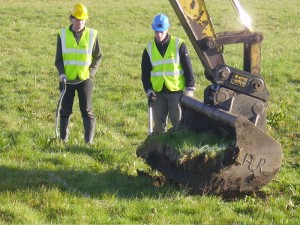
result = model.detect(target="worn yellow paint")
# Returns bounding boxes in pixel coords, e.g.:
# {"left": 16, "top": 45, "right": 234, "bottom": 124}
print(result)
{"left": 178, "top": 0, "right": 217, "bottom": 39}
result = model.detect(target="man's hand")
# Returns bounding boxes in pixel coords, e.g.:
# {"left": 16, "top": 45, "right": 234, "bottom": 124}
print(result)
{"left": 183, "top": 87, "right": 195, "bottom": 97}
{"left": 59, "top": 74, "right": 67, "bottom": 83}
{"left": 146, "top": 89, "right": 157, "bottom": 103}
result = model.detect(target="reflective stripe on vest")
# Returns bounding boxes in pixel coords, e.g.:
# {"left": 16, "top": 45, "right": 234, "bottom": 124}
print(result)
{"left": 147, "top": 37, "right": 185, "bottom": 92}
{"left": 60, "top": 27, "right": 97, "bottom": 80}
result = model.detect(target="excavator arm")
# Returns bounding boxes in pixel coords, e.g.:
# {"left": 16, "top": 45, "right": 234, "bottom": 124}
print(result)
{"left": 169, "top": 0, "right": 262, "bottom": 77}
{"left": 169, "top": 0, "right": 269, "bottom": 128}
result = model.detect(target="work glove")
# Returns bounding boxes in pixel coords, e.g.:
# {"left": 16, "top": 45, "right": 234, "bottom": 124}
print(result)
{"left": 59, "top": 74, "right": 67, "bottom": 83}
{"left": 183, "top": 87, "right": 195, "bottom": 97}
{"left": 146, "top": 89, "right": 157, "bottom": 103}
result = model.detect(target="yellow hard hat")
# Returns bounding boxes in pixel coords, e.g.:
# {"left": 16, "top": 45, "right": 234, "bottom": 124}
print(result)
{"left": 71, "top": 3, "right": 88, "bottom": 20}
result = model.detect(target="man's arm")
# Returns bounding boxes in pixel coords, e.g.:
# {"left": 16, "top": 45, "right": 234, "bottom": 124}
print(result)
{"left": 141, "top": 49, "right": 153, "bottom": 92}
{"left": 54, "top": 34, "right": 65, "bottom": 76}
{"left": 89, "top": 34, "right": 102, "bottom": 78}
{"left": 179, "top": 42, "right": 195, "bottom": 88}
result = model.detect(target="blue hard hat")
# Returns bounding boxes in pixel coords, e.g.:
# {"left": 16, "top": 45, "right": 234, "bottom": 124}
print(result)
{"left": 151, "top": 14, "right": 170, "bottom": 32}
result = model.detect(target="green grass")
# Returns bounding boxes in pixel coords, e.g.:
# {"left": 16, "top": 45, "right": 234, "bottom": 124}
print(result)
{"left": 140, "top": 128, "right": 234, "bottom": 155}
{"left": 0, "top": 0, "right": 299, "bottom": 223}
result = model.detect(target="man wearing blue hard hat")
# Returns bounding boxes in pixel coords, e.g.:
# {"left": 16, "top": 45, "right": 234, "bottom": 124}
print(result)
{"left": 141, "top": 14, "right": 196, "bottom": 134}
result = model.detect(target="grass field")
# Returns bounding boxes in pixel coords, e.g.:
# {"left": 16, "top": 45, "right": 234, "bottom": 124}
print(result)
{"left": 0, "top": 0, "right": 299, "bottom": 223}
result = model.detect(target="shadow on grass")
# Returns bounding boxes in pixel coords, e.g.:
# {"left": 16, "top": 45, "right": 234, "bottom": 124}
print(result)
{"left": 289, "top": 79, "right": 300, "bottom": 91}
{"left": 0, "top": 165, "right": 171, "bottom": 199}
{"left": 1, "top": 165, "right": 268, "bottom": 203}
{"left": 290, "top": 79, "right": 300, "bottom": 84}
{"left": 42, "top": 140, "right": 121, "bottom": 164}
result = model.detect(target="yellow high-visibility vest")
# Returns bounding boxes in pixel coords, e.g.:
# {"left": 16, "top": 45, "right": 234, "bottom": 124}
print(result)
{"left": 147, "top": 36, "right": 185, "bottom": 92}
{"left": 59, "top": 27, "right": 97, "bottom": 81}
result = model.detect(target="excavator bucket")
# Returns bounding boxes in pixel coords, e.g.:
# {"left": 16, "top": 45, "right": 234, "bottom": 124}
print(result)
{"left": 137, "top": 96, "right": 282, "bottom": 194}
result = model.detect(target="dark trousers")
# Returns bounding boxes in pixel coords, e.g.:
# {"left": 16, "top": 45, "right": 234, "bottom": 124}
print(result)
{"left": 152, "top": 91, "right": 183, "bottom": 133}
{"left": 60, "top": 78, "right": 94, "bottom": 119}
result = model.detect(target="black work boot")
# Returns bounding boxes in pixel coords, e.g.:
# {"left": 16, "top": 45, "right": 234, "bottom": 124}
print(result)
{"left": 83, "top": 117, "right": 96, "bottom": 144}
{"left": 60, "top": 117, "right": 70, "bottom": 142}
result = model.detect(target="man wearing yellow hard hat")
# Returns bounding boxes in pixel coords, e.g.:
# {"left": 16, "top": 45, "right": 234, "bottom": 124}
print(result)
{"left": 55, "top": 3, "right": 102, "bottom": 144}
